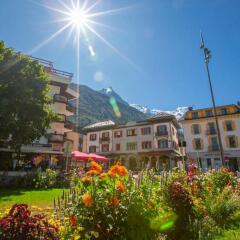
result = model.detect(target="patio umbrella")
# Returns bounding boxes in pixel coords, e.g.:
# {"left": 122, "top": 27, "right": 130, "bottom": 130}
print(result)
{"left": 71, "top": 151, "right": 90, "bottom": 161}
{"left": 88, "top": 153, "right": 109, "bottom": 162}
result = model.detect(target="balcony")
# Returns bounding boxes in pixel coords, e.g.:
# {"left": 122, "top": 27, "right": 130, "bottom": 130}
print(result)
{"left": 208, "top": 145, "right": 220, "bottom": 151}
{"left": 53, "top": 94, "right": 67, "bottom": 104}
{"left": 155, "top": 131, "right": 168, "bottom": 137}
{"left": 64, "top": 121, "right": 75, "bottom": 130}
{"left": 48, "top": 134, "right": 64, "bottom": 143}
{"left": 206, "top": 129, "right": 217, "bottom": 135}
{"left": 100, "top": 137, "right": 110, "bottom": 143}
{"left": 66, "top": 104, "right": 76, "bottom": 113}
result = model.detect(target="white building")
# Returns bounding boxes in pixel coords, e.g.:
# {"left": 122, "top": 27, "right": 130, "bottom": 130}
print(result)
{"left": 180, "top": 104, "right": 240, "bottom": 171}
{"left": 83, "top": 113, "right": 184, "bottom": 171}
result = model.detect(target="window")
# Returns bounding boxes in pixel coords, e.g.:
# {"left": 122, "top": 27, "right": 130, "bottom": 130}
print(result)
{"left": 89, "top": 146, "right": 96, "bottom": 153}
{"left": 102, "top": 132, "right": 109, "bottom": 138}
{"left": 116, "top": 143, "right": 121, "bottom": 151}
{"left": 156, "top": 125, "right": 168, "bottom": 136}
{"left": 205, "top": 110, "right": 213, "bottom": 117}
{"left": 210, "top": 137, "right": 219, "bottom": 151}
{"left": 101, "top": 144, "right": 109, "bottom": 152}
{"left": 228, "top": 136, "right": 237, "bottom": 148}
{"left": 101, "top": 132, "right": 110, "bottom": 141}
{"left": 158, "top": 139, "right": 168, "bottom": 149}
{"left": 89, "top": 134, "right": 97, "bottom": 141}
{"left": 208, "top": 122, "right": 216, "bottom": 134}
{"left": 127, "top": 129, "right": 137, "bottom": 136}
{"left": 221, "top": 108, "right": 228, "bottom": 115}
{"left": 192, "top": 112, "right": 199, "bottom": 119}
{"left": 141, "top": 127, "right": 151, "bottom": 135}
{"left": 225, "top": 121, "right": 233, "bottom": 131}
{"left": 194, "top": 138, "right": 202, "bottom": 150}
{"left": 114, "top": 131, "right": 122, "bottom": 138}
{"left": 142, "top": 141, "right": 152, "bottom": 149}
{"left": 192, "top": 124, "right": 200, "bottom": 135}
{"left": 207, "top": 158, "right": 212, "bottom": 169}
{"left": 126, "top": 142, "right": 137, "bottom": 150}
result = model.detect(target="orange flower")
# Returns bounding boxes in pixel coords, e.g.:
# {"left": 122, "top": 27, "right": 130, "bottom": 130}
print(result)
{"left": 109, "top": 163, "right": 128, "bottom": 177}
{"left": 81, "top": 176, "right": 92, "bottom": 184}
{"left": 116, "top": 181, "right": 126, "bottom": 192}
{"left": 69, "top": 215, "right": 77, "bottom": 226}
{"left": 147, "top": 203, "right": 153, "bottom": 209}
{"left": 87, "top": 170, "right": 99, "bottom": 176}
{"left": 82, "top": 193, "right": 93, "bottom": 207}
{"left": 90, "top": 161, "right": 102, "bottom": 173}
{"left": 108, "top": 171, "right": 117, "bottom": 178}
{"left": 109, "top": 195, "right": 119, "bottom": 207}
{"left": 100, "top": 173, "right": 108, "bottom": 178}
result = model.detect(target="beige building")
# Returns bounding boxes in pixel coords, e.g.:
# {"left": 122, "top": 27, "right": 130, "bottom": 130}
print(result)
{"left": 181, "top": 104, "right": 240, "bottom": 171}
{"left": 83, "top": 113, "right": 184, "bottom": 171}
{"left": 0, "top": 57, "right": 80, "bottom": 161}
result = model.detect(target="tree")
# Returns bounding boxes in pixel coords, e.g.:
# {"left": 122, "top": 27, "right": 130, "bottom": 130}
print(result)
{"left": 0, "top": 41, "right": 58, "bottom": 157}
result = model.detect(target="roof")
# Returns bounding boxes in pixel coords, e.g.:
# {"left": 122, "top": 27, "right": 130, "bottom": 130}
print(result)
{"left": 83, "top": 120, "right": 115, "bottom": 131}
{"left": 186, "top": 104, "right": 240, "bottom": 113}
{"left": 83, "top": 111, "right": 180, "bottom": 132}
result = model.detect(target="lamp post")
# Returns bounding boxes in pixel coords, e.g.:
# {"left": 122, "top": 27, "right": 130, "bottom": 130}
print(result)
{"left": 200, "top": 33, "right": 225, "bottom": 167}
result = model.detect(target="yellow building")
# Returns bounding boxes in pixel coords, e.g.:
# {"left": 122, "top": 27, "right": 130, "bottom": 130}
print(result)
{"left": 181, "top": 104, "right": 240, "bottom": 171}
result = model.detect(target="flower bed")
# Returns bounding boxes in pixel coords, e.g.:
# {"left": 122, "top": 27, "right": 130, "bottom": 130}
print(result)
{"left": 0, "top": 163, "right": 239, "bottom": 240}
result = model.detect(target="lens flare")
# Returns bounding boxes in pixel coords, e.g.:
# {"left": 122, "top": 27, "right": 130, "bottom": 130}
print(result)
{"left": 110, "top": 97, "right": 121, "bottom": 118}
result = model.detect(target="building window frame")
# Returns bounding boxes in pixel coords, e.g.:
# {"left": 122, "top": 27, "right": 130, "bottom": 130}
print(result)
{"left": 141, "top": 127, "right": 151, "bottom": 135}
{"left": 126, "top": 142, "right": 137, "bottom": 150}
{"left": 89, "top": 145, "right": 96, "bottom": 153}
{"left": 127, "top": 129, "right": 137, "bottom": 137}
{"left": 89, "top": 134, "right": 97, "bottom": 141}
{"left": 142, "top": 141, "right": 152, "bottom": 149}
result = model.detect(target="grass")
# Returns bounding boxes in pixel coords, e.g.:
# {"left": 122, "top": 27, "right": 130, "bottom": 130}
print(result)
{"left": 0, "top": 188, "right": 64, "bottom": 216}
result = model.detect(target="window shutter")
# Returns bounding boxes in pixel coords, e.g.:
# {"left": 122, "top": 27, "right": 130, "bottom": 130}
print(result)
{"left": 191, "top": 125, "right": 194, "bottom": 135}
{"left": 192, "top": 139, "right": 196, "bottom": 150}
{"left": 232, "top": 121, "right": 236, "bottom": 131}
{"left": 223, "top": 121, "right": 227, "bottom": 131}
{"left": 200, "top": 139, "right": 204, "bottom": 150}
{"left": 225, "top": 136, "right": 229, "bottom": 148}
{"left": 235, "top": 136, "right": 238, "bottom": 147}
{"left": 199, "top": 125, "right": 202, "bottom": 134}
{"left": 141, "top": 128, "right": 144, "bottom": 135}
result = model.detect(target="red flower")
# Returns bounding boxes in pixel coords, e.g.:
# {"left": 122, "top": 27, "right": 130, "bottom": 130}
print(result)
{"left": 69, "top": 215, "right": 77, "bottom": 226}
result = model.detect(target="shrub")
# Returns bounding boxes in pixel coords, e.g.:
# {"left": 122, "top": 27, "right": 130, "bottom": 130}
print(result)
{"left": 34, "top": 169, "right": 59, "bottom": 189}
{"left": 0, "top": 204, "right": 58, "bottom": 240}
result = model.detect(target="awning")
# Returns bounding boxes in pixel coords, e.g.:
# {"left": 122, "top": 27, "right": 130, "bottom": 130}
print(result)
{"left": 71, "top": 151, "right": 109, "bottom": 162}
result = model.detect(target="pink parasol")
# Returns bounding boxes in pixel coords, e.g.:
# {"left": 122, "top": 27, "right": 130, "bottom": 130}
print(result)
{"left": 71, "top": 151, "right": 109, "bottom": 162}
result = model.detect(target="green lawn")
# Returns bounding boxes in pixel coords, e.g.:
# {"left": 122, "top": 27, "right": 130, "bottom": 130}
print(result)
{"left": 0, "top": 188, "right": 64, "bottom": 216}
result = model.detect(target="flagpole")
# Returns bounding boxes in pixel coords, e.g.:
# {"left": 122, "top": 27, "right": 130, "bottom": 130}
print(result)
{"left": 200, "top": 32, "right": 225, "bottom": 167}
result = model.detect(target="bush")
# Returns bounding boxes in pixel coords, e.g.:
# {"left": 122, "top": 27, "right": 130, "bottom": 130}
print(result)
{"left": 34, "top": 169, "right": 59, "bottom": 189}
{"left": 0, "top": 204, "right": 58, "bottom": 240}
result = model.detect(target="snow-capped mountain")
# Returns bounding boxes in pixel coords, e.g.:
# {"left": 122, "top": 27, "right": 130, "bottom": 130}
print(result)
{"left": 99, "top": 86, "right": 189, "bottom": 120}
{"left": 130, "top": 104, "right": 189, "bottom": 120}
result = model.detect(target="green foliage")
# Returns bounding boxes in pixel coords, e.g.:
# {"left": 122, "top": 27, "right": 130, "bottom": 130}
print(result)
{"left": 34, "top": 169, "right": 59, "bottom": 189}
{"left": 0, "top": 41, "right": 58, "bottom": 154}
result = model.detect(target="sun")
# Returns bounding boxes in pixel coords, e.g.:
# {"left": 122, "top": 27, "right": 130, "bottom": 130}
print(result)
{"left": 68, "top": 8, "right": 88, "bottom": 29}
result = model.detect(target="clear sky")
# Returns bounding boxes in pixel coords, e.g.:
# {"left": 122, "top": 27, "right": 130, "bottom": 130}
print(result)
{"left": 0, "top": 0, "right": 240, "bottom": 111}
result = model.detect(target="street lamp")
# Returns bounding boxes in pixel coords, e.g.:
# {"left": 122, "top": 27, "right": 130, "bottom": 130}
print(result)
{"left": 200, "top": 33, "right": 225, "bottom": 166}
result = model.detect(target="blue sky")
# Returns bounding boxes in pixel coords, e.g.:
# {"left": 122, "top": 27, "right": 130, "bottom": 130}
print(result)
{"left": 1, "top": 0, "right": 240, "bottom": 111}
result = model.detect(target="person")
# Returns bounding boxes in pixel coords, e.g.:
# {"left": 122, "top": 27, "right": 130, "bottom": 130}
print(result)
{"left": 12, "top": 158, "right": 17, "bottom": 171}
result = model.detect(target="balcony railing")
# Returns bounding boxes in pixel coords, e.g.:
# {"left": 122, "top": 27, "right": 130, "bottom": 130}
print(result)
{"left": 100, "top": 137, "right": 110, "bottom": 142}
{"left": 66, "top": 104, "right": 76, "bottom": 113}
{"left": 155, "top": 131, "right": 168, "bottom": 137}
{"left": 206, "top": 129, "right": 217, "bottom": 135}
{"left": 48, "top": 134, "right": 64, "bottom": 143}
{"left": 53, "top": 94, "right": 67, "bottom": 103}
{"left": 64, "top": 121, "right": 75, "bottom": 130}
{"left": 208, "top": 145, "right": 220, "bottom": 151}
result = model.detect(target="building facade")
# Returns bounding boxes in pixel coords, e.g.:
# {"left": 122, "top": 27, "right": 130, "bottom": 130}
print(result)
{"left": 181, "top": 104, "right": 240, "bottom": 171}
{"left": 83, "top": 113, "right": 184, "bottom": 171}
{"left": 0, "top": 57, "right": 80, "bottom": 170}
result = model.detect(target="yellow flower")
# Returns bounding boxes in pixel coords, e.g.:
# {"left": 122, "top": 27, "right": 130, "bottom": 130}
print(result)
{"left": 90, "top": 161, "right": 102, "bottom": 173}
